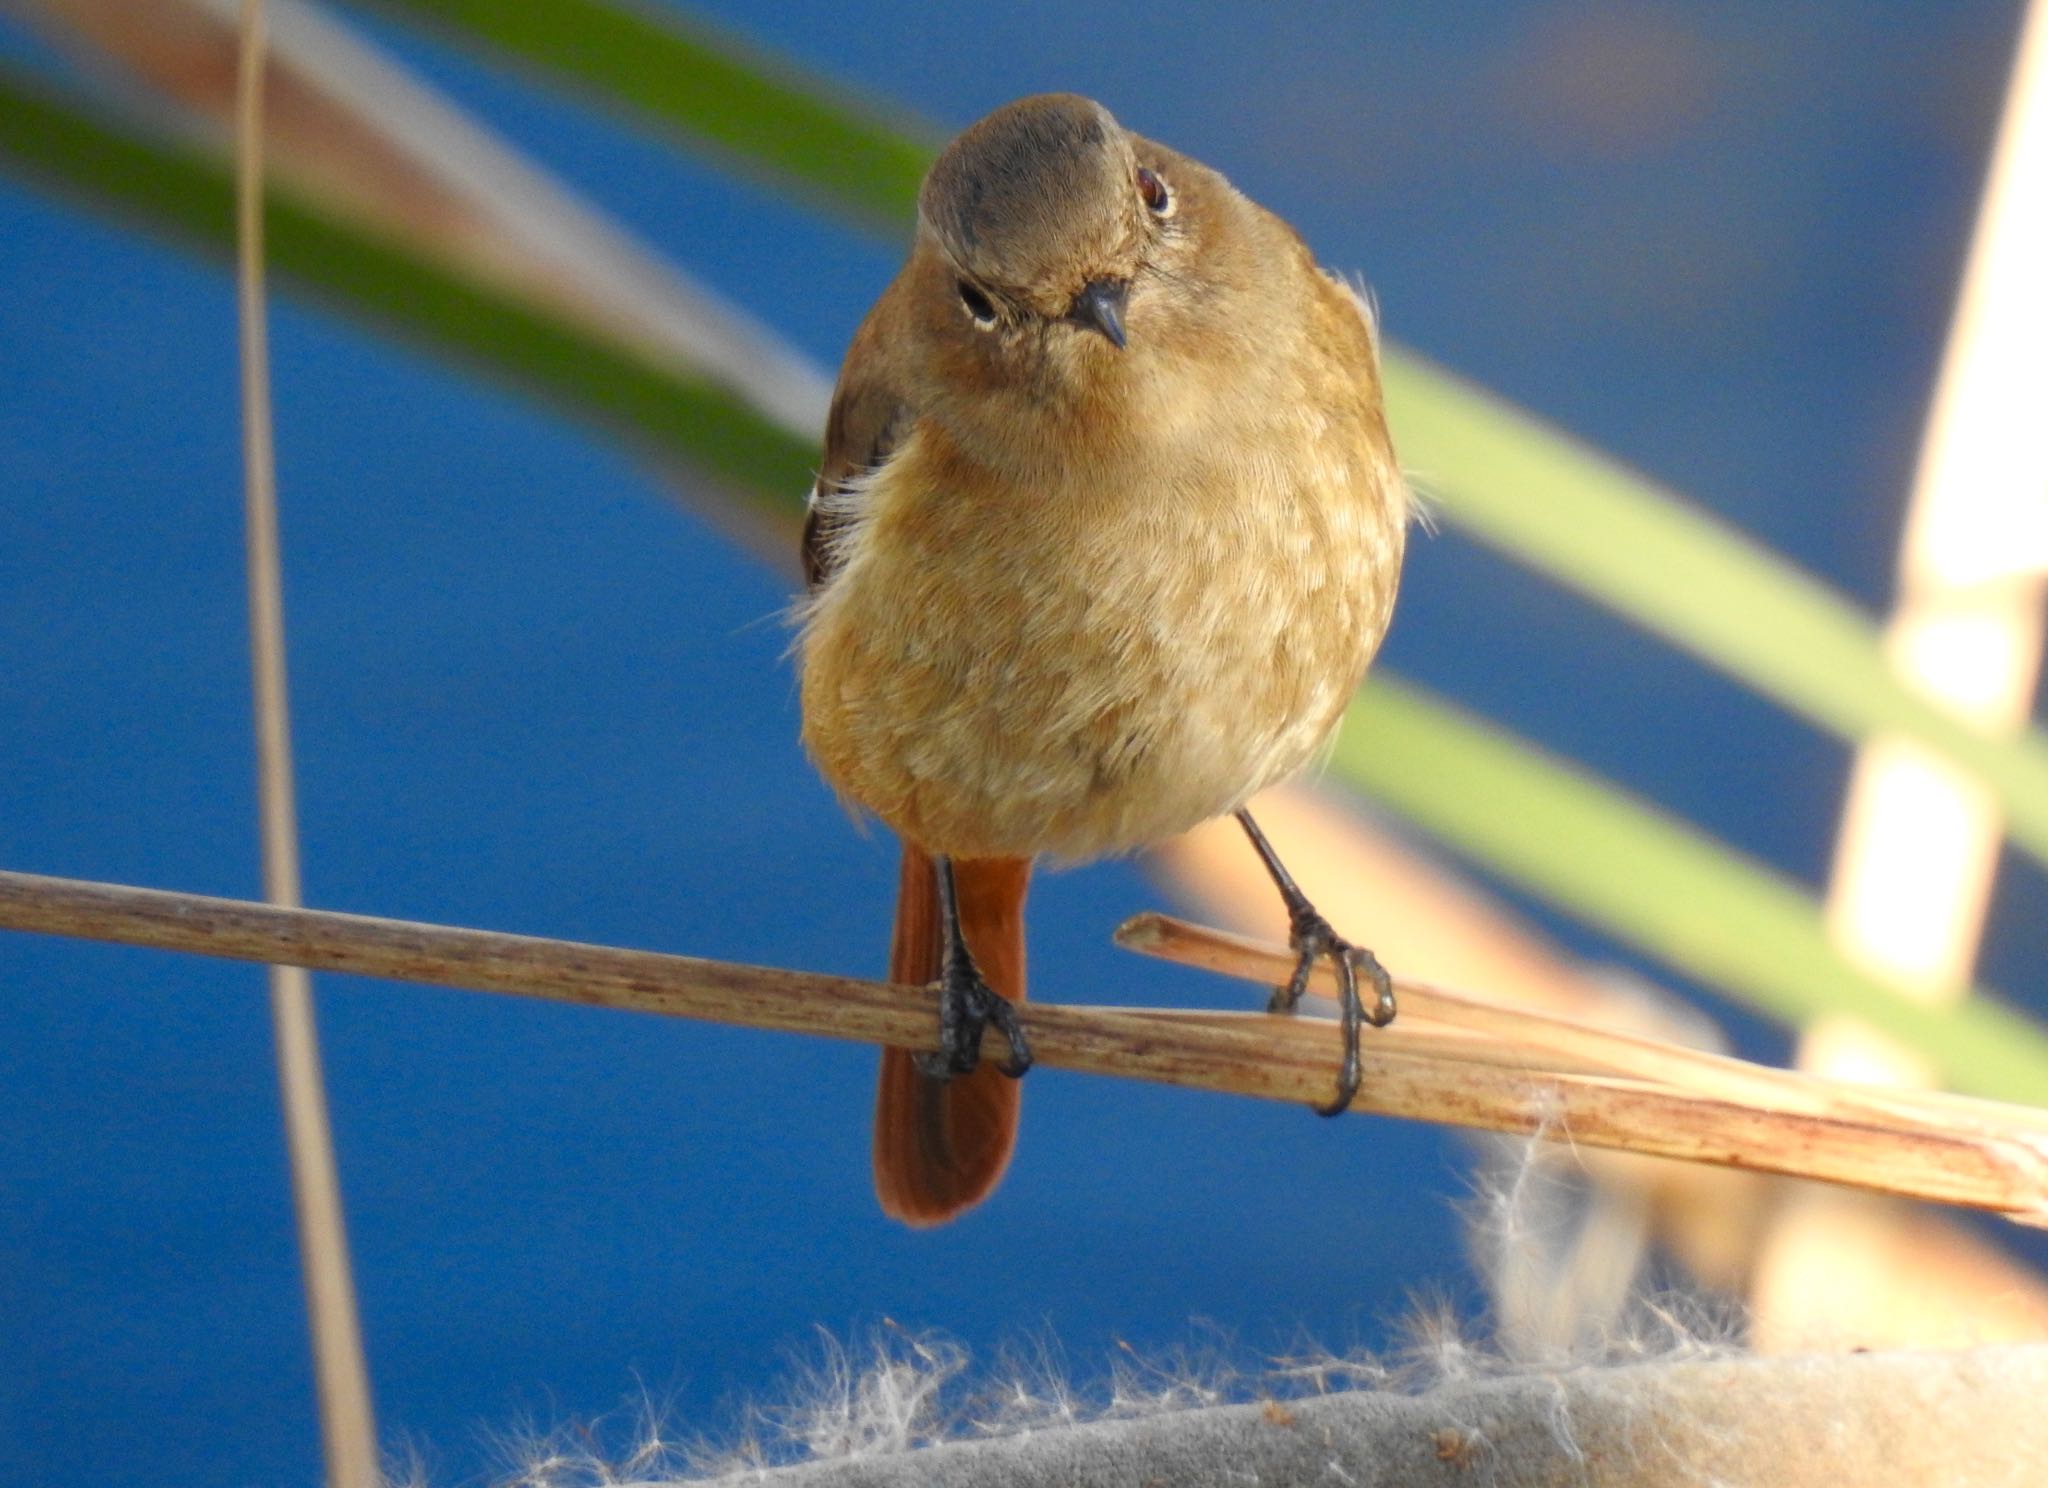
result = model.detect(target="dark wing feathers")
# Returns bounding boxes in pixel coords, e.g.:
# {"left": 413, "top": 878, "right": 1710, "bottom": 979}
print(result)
{"left": 802, "top": 297, "right": 911, "bottom": 592}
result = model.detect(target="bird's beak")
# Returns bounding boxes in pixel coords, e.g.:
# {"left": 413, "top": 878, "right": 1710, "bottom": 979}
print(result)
{"left": 1069, "top": 278, "right": 1130, "bottom": 349}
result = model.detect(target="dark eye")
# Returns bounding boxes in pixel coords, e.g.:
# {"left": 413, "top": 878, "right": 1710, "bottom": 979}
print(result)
{"left": 957, "top": 279, "right": 997, "bottom": 327}
{"left": 1137, "top": 166, "right": 1172, "bottom": 216}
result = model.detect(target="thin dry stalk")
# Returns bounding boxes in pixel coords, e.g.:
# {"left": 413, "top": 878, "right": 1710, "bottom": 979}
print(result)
{"left": 1118, "top": 914, "right": 1897, "bottom": 1120}
{"left": 1118, "top": 912, "right": 2048, "bottom": 1154}
{"left": 233, "top": 5, "right": 377, "bottom": 1483}
{"left": 1149, "top": 787, "right": 2048, "bottom": 1343}
{"left": 3, "top": 868, "right": 2045, "bottom": 1225}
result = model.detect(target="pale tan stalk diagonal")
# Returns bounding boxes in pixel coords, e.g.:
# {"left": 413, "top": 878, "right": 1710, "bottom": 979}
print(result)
{"left": 1760, "top": 0, "right": 2048, "bottom": 1355}
{"left": 232, "top": 5, "right": 378, "bottom": 1483}
{"left": 1816, "top": 0, "right": 2048, "bottom": 1065}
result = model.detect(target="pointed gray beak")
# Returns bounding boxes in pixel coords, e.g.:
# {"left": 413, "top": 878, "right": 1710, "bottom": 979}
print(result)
{"left": 1069, "top": 278, "right": 1129, "bottom": 349}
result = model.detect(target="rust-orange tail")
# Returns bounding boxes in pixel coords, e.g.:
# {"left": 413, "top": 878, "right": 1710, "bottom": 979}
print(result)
{"left": 874, "top": 845, "right": 1031, "bottom": 1226}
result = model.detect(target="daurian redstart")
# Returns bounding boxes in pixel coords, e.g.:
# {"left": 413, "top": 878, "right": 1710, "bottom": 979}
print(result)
{"left": 799, "top": 95, "right": 1408, "bottom": 1225}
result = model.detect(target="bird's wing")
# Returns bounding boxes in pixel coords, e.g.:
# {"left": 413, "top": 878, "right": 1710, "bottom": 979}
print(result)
{"left": 802, "top": 294, "right": 912, "bottom": 592}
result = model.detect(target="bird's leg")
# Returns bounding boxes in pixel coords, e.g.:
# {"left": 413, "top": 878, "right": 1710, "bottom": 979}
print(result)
{"left": 913, "top": 855, "right": 1033, "bottom": 1081}
{"left": 1235, "top": 809, "right": 1396, "bottom": 1117}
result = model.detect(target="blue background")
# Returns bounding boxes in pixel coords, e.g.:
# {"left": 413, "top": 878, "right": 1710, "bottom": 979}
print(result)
{"left": 4, "top": 2, "right": 2045, "bottom": 1483}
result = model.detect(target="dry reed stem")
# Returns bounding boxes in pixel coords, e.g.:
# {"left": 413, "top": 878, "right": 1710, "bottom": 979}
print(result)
{"left": 232, "top": 4, "right": 377, "bottom": 1483}
{"left": 1119, "top": 912, "right": 2048, "bottom": 1166}
{"left": 3, "top": 867, "right": 2045, "bottom": 1223}
{"left": 1150, "top": 789, "right": 2048, "bottom": 1341}
{"left": 1116, "top": 913, "right": 1993, "bottom": 1129}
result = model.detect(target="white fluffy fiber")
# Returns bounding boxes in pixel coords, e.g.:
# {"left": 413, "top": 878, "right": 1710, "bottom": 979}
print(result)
{"left": 423, "top": 1140, "right": 2048, "bottom": 1487}
{"left": 463, "top": 1325, "right": 2048, "bottom": 1488}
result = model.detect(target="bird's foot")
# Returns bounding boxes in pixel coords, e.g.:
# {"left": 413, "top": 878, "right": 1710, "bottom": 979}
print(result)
{"left": 913, "top": 945, "right": 1033, "bottom": 1081}
{"left": 1270, "top": 905, "right": 1396, "bottom": 1117}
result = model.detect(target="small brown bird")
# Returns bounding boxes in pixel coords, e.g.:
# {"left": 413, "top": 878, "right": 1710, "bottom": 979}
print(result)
{"left": 799, "top": 94, "right": 1408, "bottom": 1226}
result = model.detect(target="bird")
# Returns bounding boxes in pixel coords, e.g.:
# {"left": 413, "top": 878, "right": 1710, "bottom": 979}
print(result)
{"left": 797, "top": 93, "right": 1408, "bottom": 1226}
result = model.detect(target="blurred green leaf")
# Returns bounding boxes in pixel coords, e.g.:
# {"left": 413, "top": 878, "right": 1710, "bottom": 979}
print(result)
{"left": 0, "top": 65, "right": 816, "bottom": 501}
{"left": 1381, "top": 356, "right": 2048, "bottom": 872}
{"left": 349, "top": 0, "right": 935, "bottom": 235}
{"left": 1338, "top": 676, "right": 2048, "bottom": 1104}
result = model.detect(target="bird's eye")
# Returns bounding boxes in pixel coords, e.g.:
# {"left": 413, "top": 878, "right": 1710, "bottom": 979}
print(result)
{"left": 1137, "top": 166, "right": 1172, "bottom": 217}
{"left": 957, "top": 279, "right": 998, "bottom": 328}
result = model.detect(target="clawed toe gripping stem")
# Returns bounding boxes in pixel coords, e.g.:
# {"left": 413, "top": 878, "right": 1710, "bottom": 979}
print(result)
{"left": 914, "top": 857, "right": 1032, "bottom": 1081}
{"left": 1238, "top": 810, "right": 1396, "bottom": 1117}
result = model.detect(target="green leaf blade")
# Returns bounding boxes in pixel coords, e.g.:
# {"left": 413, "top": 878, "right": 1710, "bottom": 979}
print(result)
{"left": 1379, "top": 352, "right": 2048, "bottom": 871}
{"left": 0, "top": 66, "right": 818, "bottom": 503}
{"left": 1334, "top": 675, "right": 2048, "bottom": 1105}
{"left": 353, "top": 0, "right": 935, "bottom": 234}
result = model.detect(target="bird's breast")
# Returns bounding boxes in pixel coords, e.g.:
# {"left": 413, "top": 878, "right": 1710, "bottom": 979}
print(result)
{"left": 800, "top": 404, "right": 1403, "bottom": 861}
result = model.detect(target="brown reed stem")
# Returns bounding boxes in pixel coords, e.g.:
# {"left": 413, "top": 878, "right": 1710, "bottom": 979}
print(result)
{"left": 2, "top": 867, "right": 2044, "bottom": 1224}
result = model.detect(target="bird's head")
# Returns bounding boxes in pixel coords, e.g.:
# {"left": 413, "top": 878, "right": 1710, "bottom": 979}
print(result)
{"left": 917, "top": 94, "right": 1209, "bottom": 366}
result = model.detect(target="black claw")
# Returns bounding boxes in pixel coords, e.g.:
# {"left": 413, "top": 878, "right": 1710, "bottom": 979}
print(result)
{"left": 1282, "top": 906, "right": 1382, "bottom": 1117}
{"left": 1235, "top": 810, "right": 1395, "bottom": 1117}
{"left": 914, "top": 941, "right": 1032, "bottom": 1081}
{"left": 916, "top": 856, "right": 1033, "bottom": 1082}
{"left": 1361, "top": 949, "right": 1397, "bottom": 1028}
{"left": 1276, "top": 904, "right": 1397, "bottom": 1117}
{"left": 987, "top": 993, "right": 1033, "bottom": 1078}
